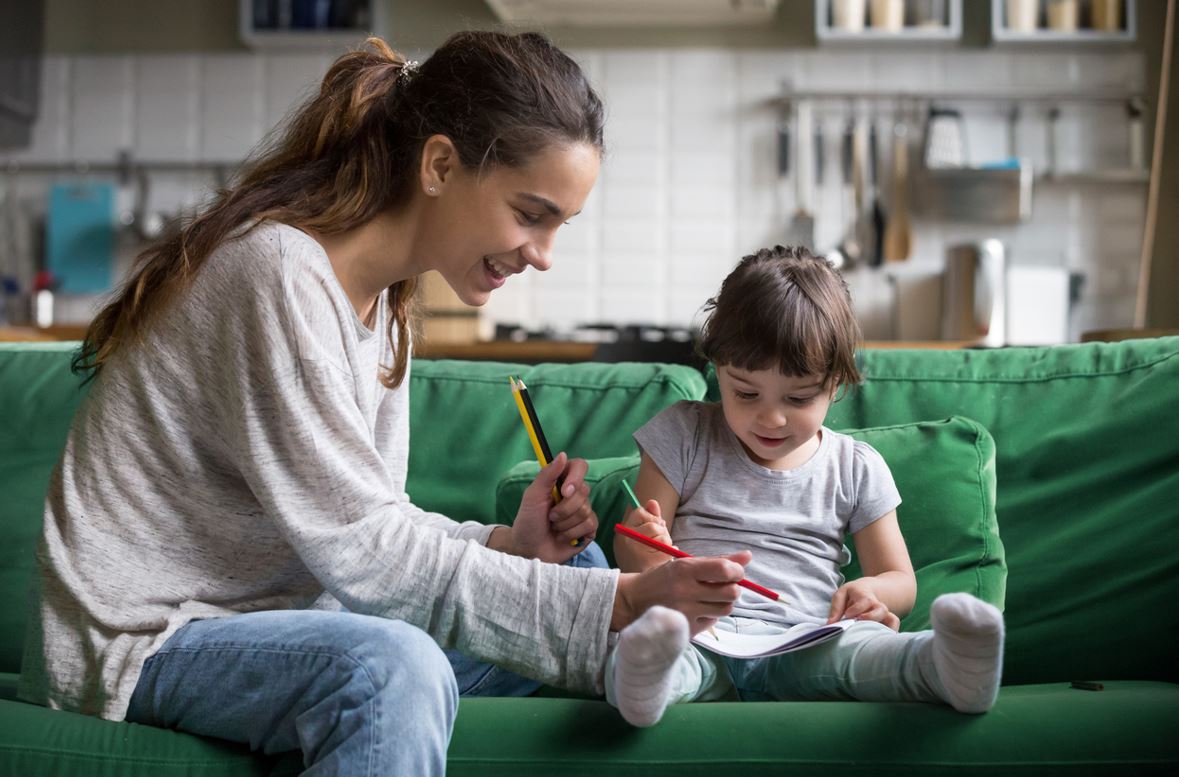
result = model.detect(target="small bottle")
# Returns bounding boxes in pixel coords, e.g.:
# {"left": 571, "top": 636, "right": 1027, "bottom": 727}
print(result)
{"left": 32, "top": 270, "right": 56, "bottom": 329}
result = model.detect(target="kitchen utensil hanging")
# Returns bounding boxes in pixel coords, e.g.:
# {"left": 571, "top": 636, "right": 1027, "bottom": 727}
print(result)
{"left": 785, "top": 100, "right": 815, "bottom": 250}
{"left": 882, "top": 110, "right": 912, "bottom": 262}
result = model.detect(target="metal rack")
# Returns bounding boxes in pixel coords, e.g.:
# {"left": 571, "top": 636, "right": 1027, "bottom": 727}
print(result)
{"left": 774, "top": 84, "right": 1150, "bottom": 186}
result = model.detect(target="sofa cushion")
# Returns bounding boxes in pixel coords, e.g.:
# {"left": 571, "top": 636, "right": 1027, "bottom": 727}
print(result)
{"left": 5, "top": 683, "right": 1175, "bottom": 777}
{"left": 0, "top": 343, "right": 91, "bottom": 674}
{"left": 0, "top": 697, "right": 302, "bottom": 776}
{"left": 498, "top": 416, "right": 1004, "bottom": 631}
{"left": 813, "top": 337, "right": 1179, "bottom": 685}
{"left": 409, "top": 359, "right": 706, "bottom": 526}
{"left": 446, "top": 682, "right": 1179, "bottom": 776}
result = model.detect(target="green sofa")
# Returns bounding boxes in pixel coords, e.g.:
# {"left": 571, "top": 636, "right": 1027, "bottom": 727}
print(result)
{"left": 2, "top": 338, "right": 1177, "bottom": 775}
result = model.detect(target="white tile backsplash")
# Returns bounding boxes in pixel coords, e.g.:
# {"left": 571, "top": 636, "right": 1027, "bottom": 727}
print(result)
{"left": 13, "top": 57, "right": 71, "bottom": 163}
{"left": 71, "top": 57, "right": 134, "bottom": 161}
{"left": 263, "top": 54, "right": 329, "bottom": 133}
{"left": 200, "top": 56, "right": 265, "bottom": 162}
{"left": 1, "top": 46, "right": 1151, "bottom": 342}
{"left": 135, "top": 56, "right": 201, "bottom": 161}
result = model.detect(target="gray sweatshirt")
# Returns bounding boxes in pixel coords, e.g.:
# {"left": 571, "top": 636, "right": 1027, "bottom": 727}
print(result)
{"left": 19, "top": 221, "right": 617, "bottom": 720}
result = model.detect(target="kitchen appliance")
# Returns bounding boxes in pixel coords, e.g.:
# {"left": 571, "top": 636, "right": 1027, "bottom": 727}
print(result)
{"left": 1006, "top": 266, "right": 1071, "bottom": 345}
{"left": 942, "top": 240, "right": 1006, "bottom": 347}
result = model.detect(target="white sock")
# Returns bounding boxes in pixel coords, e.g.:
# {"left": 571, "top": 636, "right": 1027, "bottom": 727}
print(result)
{"left": 610, "top": 605, "right": 690, "bottom": 727}
{"left": 929, "top": 593, "right": 1006, "bottom": 714}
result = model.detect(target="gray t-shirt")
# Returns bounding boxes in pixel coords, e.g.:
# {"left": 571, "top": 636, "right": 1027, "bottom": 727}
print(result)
{"left": 634, "top": 401, "right": 901, "bottom": 625}
{"left": 19, "top": 221, "right": 617, "bottom": 720}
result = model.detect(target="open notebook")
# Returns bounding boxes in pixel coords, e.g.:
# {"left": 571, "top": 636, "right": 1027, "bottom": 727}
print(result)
{"left": 691, "top": 619, "right": 856, "bottom": 659}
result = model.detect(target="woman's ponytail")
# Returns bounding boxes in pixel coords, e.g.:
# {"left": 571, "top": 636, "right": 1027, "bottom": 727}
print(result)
{"left": 77, "top": 31, "right": 601, "bottom": 391}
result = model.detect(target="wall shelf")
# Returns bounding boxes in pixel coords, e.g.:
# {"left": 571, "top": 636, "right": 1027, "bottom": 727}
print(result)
{"left": 238, "top": 0, "right": 384, "bottom": 50}
{"left": 991, "top": 0, "right": 1137, "bottom": 44}
{"left": 816, "top": 0, "right": 963, "bottom": 43}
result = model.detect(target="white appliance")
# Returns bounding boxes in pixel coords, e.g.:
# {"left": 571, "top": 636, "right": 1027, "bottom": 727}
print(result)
{"left": 1006, "top": 266, "right": 1071, "bottom": 345}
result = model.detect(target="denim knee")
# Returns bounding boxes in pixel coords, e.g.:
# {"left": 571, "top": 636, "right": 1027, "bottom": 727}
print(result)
{"left": 336, "top": 618, "right": 459, "bottom": 726}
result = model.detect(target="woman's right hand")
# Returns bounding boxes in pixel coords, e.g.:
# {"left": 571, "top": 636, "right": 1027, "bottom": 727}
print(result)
{"left": 611, "top": 551, "right": 752, "bottom": 636}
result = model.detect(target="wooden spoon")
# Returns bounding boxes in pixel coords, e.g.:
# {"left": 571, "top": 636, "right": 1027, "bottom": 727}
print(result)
{"left": 883, "top": 122, "right": 911, "bottom": 262}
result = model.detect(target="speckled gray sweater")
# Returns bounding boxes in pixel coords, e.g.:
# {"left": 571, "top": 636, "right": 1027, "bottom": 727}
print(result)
{"left": 19, "top": 222, "right": 617, "bottom": 720}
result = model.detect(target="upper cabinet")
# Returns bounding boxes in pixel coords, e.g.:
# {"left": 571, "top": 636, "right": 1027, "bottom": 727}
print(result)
{"left": 0, "top": 0, "right": 43, "bottom": 150}
{"left": 239, "top": 0, "right": 384, "bottom": 49}
{"left": 815, "top": 0, "right": 964, "bottom": 42}
{"left": 992, "top": 0, "right": 1137, "bottom": 43}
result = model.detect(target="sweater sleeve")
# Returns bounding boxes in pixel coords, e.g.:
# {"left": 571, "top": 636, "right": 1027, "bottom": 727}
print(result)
{"left": 212, "top": 242, "right": 617, "bottom": 693}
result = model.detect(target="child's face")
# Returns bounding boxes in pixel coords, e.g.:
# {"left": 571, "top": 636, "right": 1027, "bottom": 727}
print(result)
{"left": 716, "top": 364, "right": 835, "bottom": 470}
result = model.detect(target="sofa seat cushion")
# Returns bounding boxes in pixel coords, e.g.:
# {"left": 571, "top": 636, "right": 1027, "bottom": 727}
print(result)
{"left": 446, "top": 682, "right": 1179, "bottom": 776}
{"left": 5, "top": 684, "right": 1175, "bottom": 776}
{"left": 0, "top": 697, "right": 301, "bottom": 776}
{"left": 498, "top": 416, "right": 1004, "bottom": 631}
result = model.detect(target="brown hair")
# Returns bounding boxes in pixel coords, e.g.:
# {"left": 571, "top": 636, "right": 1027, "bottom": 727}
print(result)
{"left": 75, "top": 31, "right": 605, "bottom": 387}
{"left": 697, "top": 245, "right": 862, "bottom": 390}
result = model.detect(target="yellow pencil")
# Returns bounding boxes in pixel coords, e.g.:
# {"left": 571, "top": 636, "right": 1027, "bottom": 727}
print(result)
{"left": 509, "top": 376, "right": 581, "bottom": 547}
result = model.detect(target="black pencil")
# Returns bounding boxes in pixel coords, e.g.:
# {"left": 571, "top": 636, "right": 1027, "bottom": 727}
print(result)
{"left": 515, "top": 378, "right": 565, "bottom": 496}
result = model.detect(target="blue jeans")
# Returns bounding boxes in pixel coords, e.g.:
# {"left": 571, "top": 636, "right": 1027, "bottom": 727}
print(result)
{"left": 126, "top": 541, "right": 608, "bottom": 774}
{"left": 126, "top": 610, "right": 457, "bottom": 776}
{"left": 446, "top": 541, "right": 608, "bottom": 697}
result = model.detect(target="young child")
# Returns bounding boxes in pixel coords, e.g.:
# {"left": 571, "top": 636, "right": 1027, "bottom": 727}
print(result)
{"left": 606, "top": 245, "right": 1005, "bottom": 727}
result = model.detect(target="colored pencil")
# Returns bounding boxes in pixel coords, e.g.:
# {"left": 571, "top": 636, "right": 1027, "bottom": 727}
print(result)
{"left": 614, "top": 524, "right": 784, "bottom": 603}
{"left": 509, "top": 376, "right": 581, "bottom": 547}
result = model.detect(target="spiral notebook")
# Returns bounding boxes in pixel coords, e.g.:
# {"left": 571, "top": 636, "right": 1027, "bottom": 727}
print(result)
{"left": 691, "top": 619, "right": 856, "bottom": 659}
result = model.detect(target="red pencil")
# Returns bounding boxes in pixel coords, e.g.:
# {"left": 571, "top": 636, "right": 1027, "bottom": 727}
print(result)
{"left": 614, "top": 523, "right": 784, "bottom": 602}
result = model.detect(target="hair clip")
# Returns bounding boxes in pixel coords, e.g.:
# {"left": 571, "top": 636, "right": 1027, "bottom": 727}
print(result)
{"left": 398, "top": 60, "right": 420, "bottom": 84}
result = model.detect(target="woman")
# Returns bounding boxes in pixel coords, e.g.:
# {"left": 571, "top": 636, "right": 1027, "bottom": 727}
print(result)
{"left": 19, "top": 31, "right": 751, "bottom": 774}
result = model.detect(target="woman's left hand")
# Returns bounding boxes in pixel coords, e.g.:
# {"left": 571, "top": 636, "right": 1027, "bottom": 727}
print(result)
{"left": 510, "top": 452, "right": 599, "bottom": 563}
{"left": 827, "top": 579, "right": 901, "bottom": 631}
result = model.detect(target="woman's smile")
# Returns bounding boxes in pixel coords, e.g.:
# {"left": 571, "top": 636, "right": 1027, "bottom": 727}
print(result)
{"left": 483, "top": 256, "right": 518, "bottom": 288}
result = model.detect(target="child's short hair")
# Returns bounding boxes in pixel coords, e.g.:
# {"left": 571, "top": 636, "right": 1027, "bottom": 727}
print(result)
{"left": 697, "top": 245, "right": 862, "bottom": 388}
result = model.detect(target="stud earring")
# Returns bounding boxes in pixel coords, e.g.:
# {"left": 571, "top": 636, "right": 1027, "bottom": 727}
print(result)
{"left": 427, "top": 186, "right": 438, "bottom": 195}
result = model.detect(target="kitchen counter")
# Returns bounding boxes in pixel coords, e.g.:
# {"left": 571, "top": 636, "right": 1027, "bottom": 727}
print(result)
{"left": 0, "top": 327, "right": 971, "bottom": 359}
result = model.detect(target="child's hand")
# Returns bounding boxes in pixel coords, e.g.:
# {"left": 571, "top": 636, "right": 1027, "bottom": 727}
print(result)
{"left": 613, "top": 498, "right": 673, "bottom": 573}
{"left": 827, "top": 579, "right": 901, "bottom": 631}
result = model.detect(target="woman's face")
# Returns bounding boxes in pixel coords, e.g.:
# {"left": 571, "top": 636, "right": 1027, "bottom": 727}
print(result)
{"left": 427, "top": 141, "right": 600, "bottom": 307}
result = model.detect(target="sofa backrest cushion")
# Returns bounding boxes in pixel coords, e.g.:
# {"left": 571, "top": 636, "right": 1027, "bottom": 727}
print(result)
{"left": 407, "top": 359, "right": 706, "bottom": 526}
{"left": 0, "top": 343, "right": 90, "bottom": 674}
{"left": 497, "top": 416, "right": 1005, "bottom": 633}
{"left": 0, "top": 347, "right": 704, "bottom": 675}
{"left": 813, "top": 337, "right": 1179, "bottom": 684}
